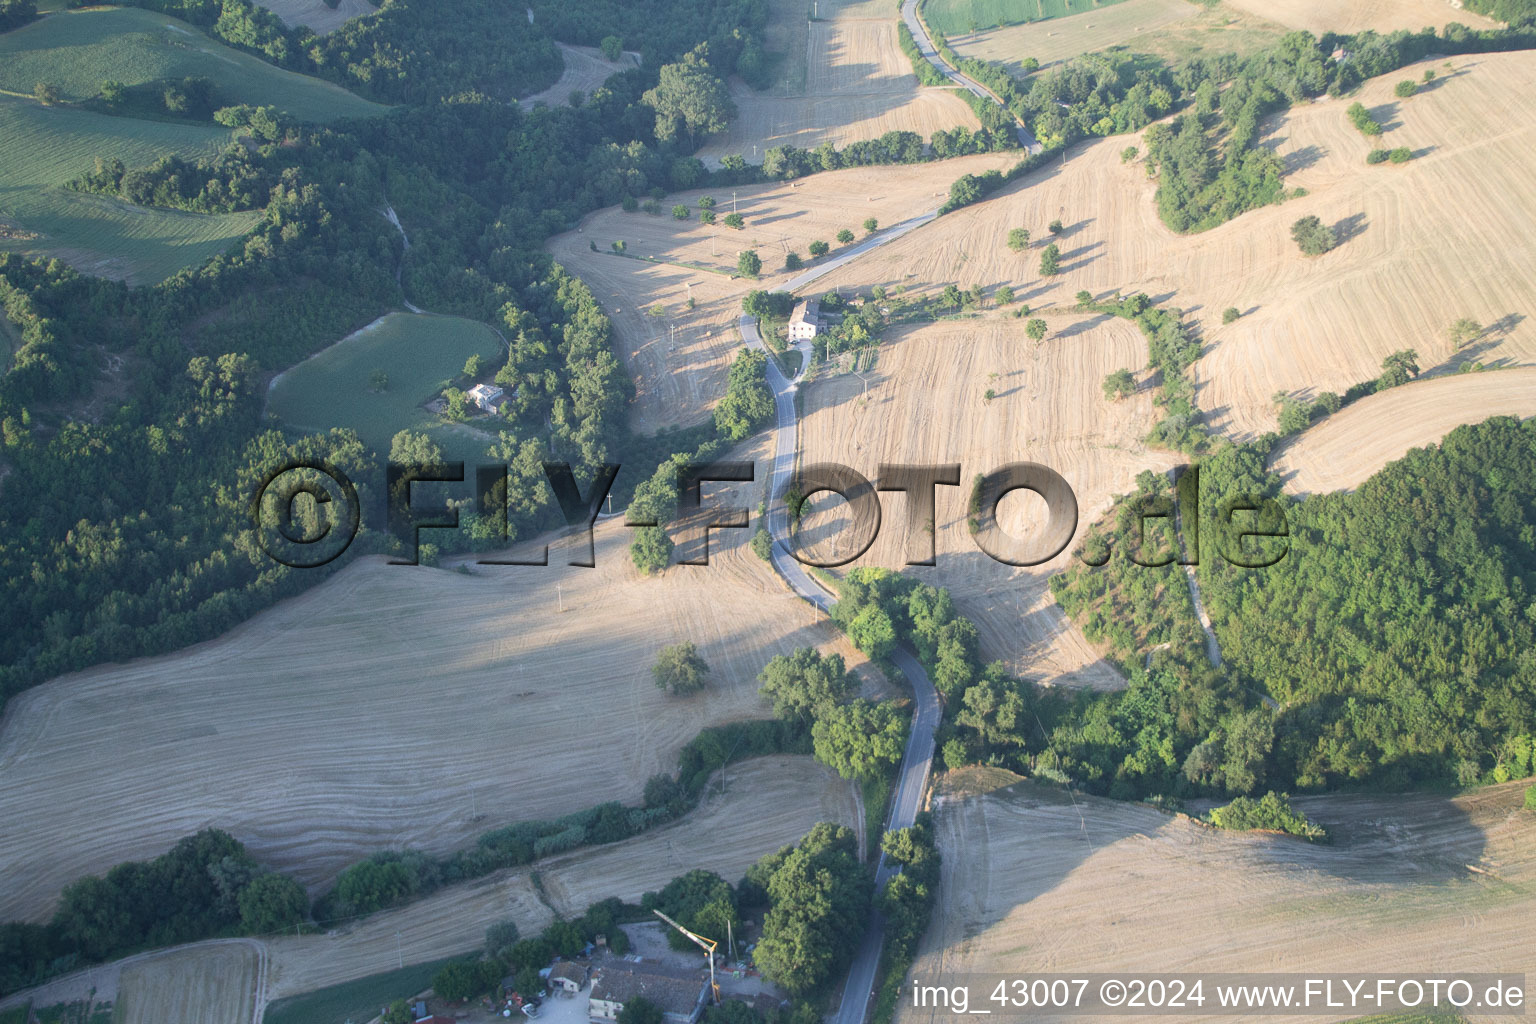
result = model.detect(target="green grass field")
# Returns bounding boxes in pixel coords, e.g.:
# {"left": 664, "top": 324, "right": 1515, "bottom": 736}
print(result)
{"left": 262, "top": 959, "right": 452, "bottom": 1024}
{"left": 921, "top": 0, "right": 1130, "bottom": 36}
{"left": 266, "top": 312, "right": 507, "bottom": 462}
{"left": 0, "top": 8, "right": 386, "bottom": 122}
{"left": 0, "top": 93, "right": 260, "bottom": 284}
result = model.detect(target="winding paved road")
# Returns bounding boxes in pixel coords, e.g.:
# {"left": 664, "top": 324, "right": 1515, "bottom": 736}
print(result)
{"left": 900, "top": 0, "right": 1042, "bottom": 153}
{"left": 736, "top": 219, "right": 942, "bottom": 1024}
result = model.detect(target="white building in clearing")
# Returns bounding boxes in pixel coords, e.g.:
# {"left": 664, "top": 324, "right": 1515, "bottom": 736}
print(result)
{"left": 589, "top": 969, "right": 706, "bottom": 1024}
{"left": 787, "top": 298, "right": 822, "bottom": 342}
{"left": 467, "top": 382, "right": 505, "bottom": 413}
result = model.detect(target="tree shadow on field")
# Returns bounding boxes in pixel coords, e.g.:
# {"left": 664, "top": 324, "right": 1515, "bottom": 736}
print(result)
{"left": 1052, "top": 313, "right": 1112, "bottom": 340}
{"left": 1280, "top": 144, "right": 1325, "bottom": 175}
{"left": 1284, "top": 788, "right": 1490, "bottom": 886}
{"left": 1367, "top": 100, "right": 1403, "bottom": 132}
{"left": 1333, "top": 212, "right": 1368, "bottom": 245}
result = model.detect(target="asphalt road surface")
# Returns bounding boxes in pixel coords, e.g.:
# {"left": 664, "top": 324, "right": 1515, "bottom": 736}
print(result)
{"left": 736, "top": 222, "right": 941, "bottom": 1024}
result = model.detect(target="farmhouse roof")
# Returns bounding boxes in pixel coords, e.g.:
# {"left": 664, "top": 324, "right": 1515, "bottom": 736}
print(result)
{"left": 590, "top": 968, "right": 706, "bottom": 1017}
{"left": 789, "top": 298, "right": 821, "bottom": 324}
{"left": 550, "top": 962, "right": 588, "bottom": 985}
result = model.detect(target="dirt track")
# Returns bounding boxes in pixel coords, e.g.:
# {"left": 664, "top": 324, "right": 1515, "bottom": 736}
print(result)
{"left": 523, "top": 44, "right": 637, "bottom": 107}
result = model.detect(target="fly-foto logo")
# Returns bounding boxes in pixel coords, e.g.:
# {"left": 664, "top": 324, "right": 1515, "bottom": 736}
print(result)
{"left": 250, "top": 460, "right": 1287, "bottom": 569}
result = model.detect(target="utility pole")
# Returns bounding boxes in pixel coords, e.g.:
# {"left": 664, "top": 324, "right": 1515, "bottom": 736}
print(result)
{"left": 557, "top": 582, "right": 563, "bottom": 613}
{"left": 395, "top": 931, "right": 403, "bottom": 970}
{"left": 732, "top": 191, "right": 738, "bottom": 214}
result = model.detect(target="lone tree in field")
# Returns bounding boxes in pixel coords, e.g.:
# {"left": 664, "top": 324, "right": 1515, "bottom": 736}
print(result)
{"left": 994, "top": 284, "right": 1015, "bottom": 305}
{"left": 1377, "top": 348, "right": 1420, "bottom": 390}
{"left": 654, "top": 642, "right": 710, "bottom": 696}
{"left": 836, "top": 228, "right": 855, "bottom": 244}
{"left": 1448, "top": 317, "right": 1483, "bottom": 349}
{"left": 1026, "top": 318, "right": 1047, "bottom": 341}
{"left": 1007, "top": 227, "right": 1030, "bottom": 252}
{"left": 863, "top": 217, "right": 879, "bottom": 233}
{"left": 784, "top": 251, "right": 803, "bottom": 271}
{"left": 808, "top": 240, "right": 828, "bottom": 257}
{"left": 1222, "top": 306, "right": 1242, "bottom": 324}
{"left": 600, "top": 35, "right": 623, "bottom": 61}
{"left": 723, "top": 212, "right": 745, "bottom": 229}
{"left": 1394, "top": 79, "right": 1417, "bottom": 98}
{"left": 642, "top": 48, "right": 736, "bottom": 146}
{"left": 1290, "top": 215, "right": 1336, "bottom": 256}
{"left": 1039, "top": 242, "right": 1061, "bottom": 275}
{"left": 737, "top": 249, "right": 762, "bottom": 277}
{"left": 1102, "top": 368, "right": 1136, "bottom": 401}
{"left": 1048, "top": 218, "right": 1064, "bottom": 234}
{"left": 1075, "top": 289, "right": 1093, "bottom": 309}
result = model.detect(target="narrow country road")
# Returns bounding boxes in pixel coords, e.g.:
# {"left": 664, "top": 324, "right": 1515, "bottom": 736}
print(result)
{"left": 899, "top": 0, "right": 1042, "bottom": 153}
{"left": 737, "top": 218, "right": 942, "bottom": 1024}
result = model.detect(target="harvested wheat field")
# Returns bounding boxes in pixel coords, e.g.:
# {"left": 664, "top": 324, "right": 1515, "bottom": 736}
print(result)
{"left": 546, "top": 152, "right": 1015, "bottom": 432}
{"left": 257, "top": 0, "right": 374, "bottom": 33}
{"left": 1270, "top": 368, "right": 1536, "bottom": 495}
{"left": 908, "top": 771, "right": 1536, "bottom": 1024}
{"left": 262, "top": 755, "right": 856, "bottom": 1000}
{"left": 808, "top": 53, "right": 1536, "bottom": 441}
{"left": 794, "top": 316, "right": 1178, "bottom": 688}
{"left": 951, "top": 0, "right": 1287, "bottom": 71}
{"left": 0, "top": 513, "right": 878, "bottom": 923}
{"left": 1224, "top": 0, "right": 1498, "bottom": 35}
{"left": 695, "top": 0, "right": 980, "bottom": 167}
{"left": 523, "top": 43, "right": 639, "bottom": 107}
{"left": 115, "top": 941, "right": 262, "bottom": 1024}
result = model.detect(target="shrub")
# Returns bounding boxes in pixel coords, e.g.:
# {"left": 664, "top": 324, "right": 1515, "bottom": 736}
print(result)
{"left": 1389, "top": 146, "right": 1412, "bottom": 164}
{"left": 994, "top": 284, "right": 1014, "bottom": 306}
{"left": 1394, "top": 80, "right": 1417, "bottom": 98}
{"left": 1207, "top": 791, "right": 1327, "bottom": 841}
{"left": 1026, "top": 318, "right": 1047, "bottom": 341}
{"left": 863, "top": 217, "right": 878, "bottom": 233}
{"left": 723, "top": 212, "right": 745, "bottom": 229}
{"left": 736, "top": 250, "right": 762, "bottom": 277}
{"left": 836, "top": 228, "right": 855, "bottom": 244}
{"left": 784, "top": 252, "right": 803, "bottom": 271}
{"left": 1048, "top": 218, "right": 1063, "bottom": 234}
{"left": 600, "top": 35, "right": 623, "bottom": 61}
{"left": 808, "top": 240, "right": 829, "bottom": 257}
{"left": 751, "top": 527, "right": 773, "bottom": 560}
{"left": 1366, "top": 149, "right": 1390, "bottom": 164}
{"left": 642, "top": 199, "right": 662, "bottom": 215}
{"left": 1290, "top": 215, "right": 1336, "bottom": 256}
{"left": 698, "top": 195, "right": 716, "bottom": 209}
{"left": 672, "top": 204, "right": 690, "bottom": 220}
{"left": 1222, "top": 306, "right": 1241, "bottom": 324}
{"left": 1526, "top": 784, "right": 1536, "bottom": 810}
{"left": 622, "top": 195, "right": 639, "bottom": 212}
{"left": 1006, "top": 227, "right": 1029, "bottom": 252}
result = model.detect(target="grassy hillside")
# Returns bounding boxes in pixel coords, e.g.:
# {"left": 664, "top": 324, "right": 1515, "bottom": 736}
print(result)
{"left": 0, "top": 94, "right": 260, "bottom": 283}
{"left": 0, "top": 7, "right": 386, "bottom": 121}
{"left": 266, "top": 311, "right": 506, "bottom": 462}
{"left": 921, "top": 0, "right": 1130, "bottom": 36}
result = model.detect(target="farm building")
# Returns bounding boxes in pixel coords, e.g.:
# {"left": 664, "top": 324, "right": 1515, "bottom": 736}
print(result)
{"left": 788, "top": 299, "right": 822, "bottom": 341}
{"left": 467, "top": 382, "right": 505, "bottom": 412}
{"left": 549, "top": 962, "right": 588, "bottom": 993}
{"left": 589, "top": 968, "right": 707, "bottom": 1024}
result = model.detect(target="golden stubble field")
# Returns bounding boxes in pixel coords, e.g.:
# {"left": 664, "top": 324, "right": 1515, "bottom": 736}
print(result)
{"left": 949, "top": 0, "right": 1289, "bottom": 72}
{"left": 257, "top": 0, "right": 375, "bottom": 34}
{"left": 1269, "top": 367, "right": 1536, "bottom": 495}
{"left": 546, "top": 152, "right": 1017, "bottom": 433}
{"left": 807, "top": 52, "right": 1536, "bottom": 442}
{"left": 0, "top": 492, "right": 881, "bottom": 924}
{"left": 793, "top": 316, "right": 1179, "bottom": 689}
{"left": 261, "top": 754, "right": 857, "bottom": 1000}
{"left": 696, "top": 0, "right": 981, "bottom": 167}
{"left": 908, "top": 770, "right": 1536, "bottom": 1024}
{"left": 524, "top": 43, "right": 639, "bottom": 107}
{"left": 1223, "top": 0, "right": 1499, "bottom": 35}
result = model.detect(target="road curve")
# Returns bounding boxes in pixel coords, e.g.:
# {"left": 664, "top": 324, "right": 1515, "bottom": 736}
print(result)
{"left": 900, "top": 0, "right": 1041, "bottom": 153}
{"left": 737, "top": 222, "right": 941, "bottom": 1024}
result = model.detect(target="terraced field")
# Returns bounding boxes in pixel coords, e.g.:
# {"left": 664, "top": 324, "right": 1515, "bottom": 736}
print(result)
{"left": 0, "top": 8, "right": 385, "bottom": 121}
{"left": 265, "top": 311, "right": 506, "bottom": 463}
{"left": 0, "top": 94, "right": 259, "bottom": 284}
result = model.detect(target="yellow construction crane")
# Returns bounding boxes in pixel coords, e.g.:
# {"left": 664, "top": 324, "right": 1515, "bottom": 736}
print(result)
{"left": 652, "top": 909, "right": 720, "bottom": 1005}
